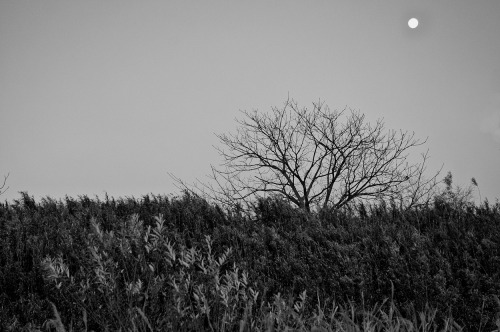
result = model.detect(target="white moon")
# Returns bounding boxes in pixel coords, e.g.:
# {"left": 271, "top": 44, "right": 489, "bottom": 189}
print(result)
{"left": 408, "top": 18, "right": 419, "bottom": 29}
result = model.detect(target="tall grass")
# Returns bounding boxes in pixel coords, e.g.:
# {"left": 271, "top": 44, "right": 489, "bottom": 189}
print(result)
{"left": 38, "top": 215, "right": 466, "bottom": 331}
{"left": 0, "top": 191, "right": 499, "bottom": 330}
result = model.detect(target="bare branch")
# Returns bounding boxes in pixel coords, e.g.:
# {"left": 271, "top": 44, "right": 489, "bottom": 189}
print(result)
{"left": 171, "top": 98, "right": 439, "bottom": 215}
{"left": 0, "top": 173, "right": 9, "bottom": 196}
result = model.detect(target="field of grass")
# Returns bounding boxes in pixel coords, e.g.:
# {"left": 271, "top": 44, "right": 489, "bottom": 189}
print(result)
{"left": 0, "top": 191, "right": 499, "bottom": 331}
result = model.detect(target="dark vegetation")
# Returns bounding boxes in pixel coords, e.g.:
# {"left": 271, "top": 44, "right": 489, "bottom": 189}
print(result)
{"left": 0, "top": 183, "right": 499, "bottom": 331}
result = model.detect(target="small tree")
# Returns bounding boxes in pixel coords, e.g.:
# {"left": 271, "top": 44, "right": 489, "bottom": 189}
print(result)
{"left": 174, "top": 99, "right": 440, "bottom": 213}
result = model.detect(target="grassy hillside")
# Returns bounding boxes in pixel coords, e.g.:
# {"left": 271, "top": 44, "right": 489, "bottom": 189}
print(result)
{"left": 0, "top": 191, "right": 499, "bottom": 331}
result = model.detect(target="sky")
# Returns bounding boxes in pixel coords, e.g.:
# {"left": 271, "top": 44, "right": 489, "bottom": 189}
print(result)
{"left": 1, "top": 0, "right": 500, "bottom": 204}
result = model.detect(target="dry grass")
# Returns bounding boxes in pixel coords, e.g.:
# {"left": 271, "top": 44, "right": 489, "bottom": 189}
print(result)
{"left": 31, "top": 214, "right": 472, "bottom": 331}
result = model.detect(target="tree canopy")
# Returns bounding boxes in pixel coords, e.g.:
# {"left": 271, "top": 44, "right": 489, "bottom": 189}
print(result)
{"left": 176, "top": 98, "right": 440, "bottom": 213}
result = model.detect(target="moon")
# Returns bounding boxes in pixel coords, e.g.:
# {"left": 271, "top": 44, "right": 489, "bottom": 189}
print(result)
{"left": 408, "top": 18, "right": 419, "bottom": 29}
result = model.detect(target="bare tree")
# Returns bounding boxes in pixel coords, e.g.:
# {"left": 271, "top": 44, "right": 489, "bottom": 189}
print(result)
{"left": 0, "top": 173, "right": 9, "bottom": 196}
{"left": 173, "top": 98, "right": 440, "bottom": 213}
{"left": 391, "top": 153, "right": 442, "bottom": 211}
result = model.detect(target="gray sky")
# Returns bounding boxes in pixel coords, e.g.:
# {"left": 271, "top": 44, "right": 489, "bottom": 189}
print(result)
{"left": 1, "top": 0, "right": 500, "bottom": 204}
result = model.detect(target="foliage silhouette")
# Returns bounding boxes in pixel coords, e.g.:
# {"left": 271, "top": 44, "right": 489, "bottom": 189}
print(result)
{"left": 0, "top": 188, "right": 499, "bottom": 330}
{"left": 177, "top": 98, "right": 441, "bottom": 213}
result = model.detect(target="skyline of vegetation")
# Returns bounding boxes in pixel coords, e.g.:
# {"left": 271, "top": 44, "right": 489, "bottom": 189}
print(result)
{"left": 0, "top": 176, "right": 499, "bottom": 330}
